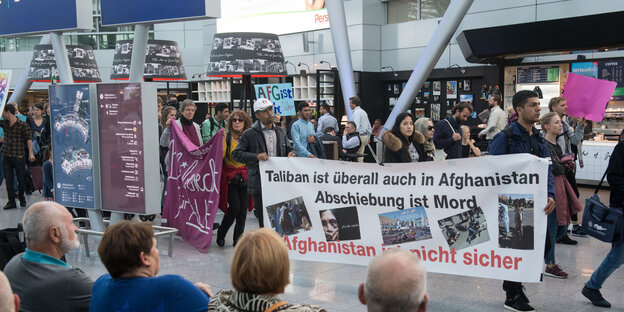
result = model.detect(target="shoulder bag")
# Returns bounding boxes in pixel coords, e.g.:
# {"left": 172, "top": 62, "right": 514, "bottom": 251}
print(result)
{"left": 582, "top": 170, "right": 624, "bottom": 243}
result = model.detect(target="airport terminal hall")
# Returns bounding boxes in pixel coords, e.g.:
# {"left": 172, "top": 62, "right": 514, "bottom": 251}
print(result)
{"left": 2, "top": 1, "right": 624, "bottom": 312}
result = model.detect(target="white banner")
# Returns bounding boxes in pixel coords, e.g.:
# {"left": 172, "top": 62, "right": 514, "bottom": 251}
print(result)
{"left": 0, "top": 70, "right": 12, "bottom": 114}
{"left": 260, "top": 154, "right": 549, "bottom": 282}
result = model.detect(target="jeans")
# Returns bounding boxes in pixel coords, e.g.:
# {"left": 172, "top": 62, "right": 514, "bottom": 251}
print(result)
{"left": 2, "top": 156, "right": 26, "bottom": 204}
{"left": 217, "top": 183, "right": 249, "bottom": 242}
{"left": 586, "top": 239, "right": 624, "bottom": 290}
{"left": 545, "top": 210, "right": 568, "bottom": 264}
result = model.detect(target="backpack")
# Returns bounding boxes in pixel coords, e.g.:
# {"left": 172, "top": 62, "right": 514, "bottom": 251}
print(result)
{"left": 0, "top": 224, "right": 26, "bottom": 270}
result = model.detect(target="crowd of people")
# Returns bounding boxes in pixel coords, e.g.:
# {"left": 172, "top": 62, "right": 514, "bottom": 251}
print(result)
{"left": 1, "top": 88, "right": 623, "bottom": 312}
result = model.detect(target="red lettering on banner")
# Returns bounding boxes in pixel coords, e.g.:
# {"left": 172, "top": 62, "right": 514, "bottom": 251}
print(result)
{"left": 283, "top": 236, "right": 376, "bottom": 257}
{"left": 462, "top": 249, "right": 522, "bottom": 270}
{"left": 314, "top": 14, "right": 329, "bottom": 24}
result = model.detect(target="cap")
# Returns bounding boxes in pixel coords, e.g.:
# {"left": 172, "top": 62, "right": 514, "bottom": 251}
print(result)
{"left": 253, "top": 98, "right": 273, "bottom": 112}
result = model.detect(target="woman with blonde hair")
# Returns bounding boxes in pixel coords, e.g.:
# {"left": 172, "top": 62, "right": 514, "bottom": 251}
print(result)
{"left": 216, "top": 110, "right": 253, "bottom": 247}
{"left": 460, "top": 125, "right": 481, "bottom": 158}
{"left": 209, "top": 228, "right": 326, "bottom": 312}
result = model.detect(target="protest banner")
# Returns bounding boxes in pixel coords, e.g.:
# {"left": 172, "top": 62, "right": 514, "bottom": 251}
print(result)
{"left": 0, "top": 70, "right": 12, "bottom": 113}
{"left": 254, "top": 83, "right": 296, "bottom": 116}
{"left": 260, "top": 154, "right": 549, "bottom": 282}
{"left": 162, "top": 124, "right": 223, "bottom": 252}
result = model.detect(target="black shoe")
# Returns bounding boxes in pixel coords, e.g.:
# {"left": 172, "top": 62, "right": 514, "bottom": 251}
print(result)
{"left": 504, "top": 293, "right": 535, "bottom": 312}
{"left": 571, "top": 225, "right": 587, "bottom": 237}
{"left": 216, "top": 238, "right": 225, "bottom": 247}
{"left": 3, "top": 202, "right": 17, "bottom": 210}
{"left": 582, "top": 285, "right": 611, "bottom": 308}
{"left": 19, "top": 198, "right": 26, "bottom": 207}
{"left": 556, "top": 235, "right": 577, "bottom": 245}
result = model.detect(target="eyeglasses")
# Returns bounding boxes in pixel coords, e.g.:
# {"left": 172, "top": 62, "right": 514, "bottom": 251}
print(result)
{"left": 231, "top": 118, "right": 244, "bottom": 123}
{"left": 427, "top": 126, "right": 434, "bottom": 131}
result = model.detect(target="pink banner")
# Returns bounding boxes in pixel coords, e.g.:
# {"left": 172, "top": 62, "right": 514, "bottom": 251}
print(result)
{"left": 562, "top": 72, "right": 616, "bottom": 122}
{"left": 163, "top": 122, "right": 223, "bottom": 253}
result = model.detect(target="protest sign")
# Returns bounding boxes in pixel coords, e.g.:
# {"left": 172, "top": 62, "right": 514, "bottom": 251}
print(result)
{"left": 260, "top": 155, "right": 549, "bottom": 282}
{"left": 563, "top": 72, "right": 616, "bottom": 122}
{"left": 254, "top": 83, "right": 296, "bottom": 116}
{"left": 0, "top": 70, "right": 12, "bottom": 114}
{"left": 162, "top": 124, "right": 223, "bottom": 252}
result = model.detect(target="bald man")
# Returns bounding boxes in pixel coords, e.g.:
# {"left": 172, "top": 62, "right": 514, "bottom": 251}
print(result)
{"left": 3, "top": 201, "right": 93, "bottom": 312}
{"left": 358, "top": 249, "right": 428, "bottom": 312}
{"left": 0, "top": 271, "right": 19, "bottom": 312}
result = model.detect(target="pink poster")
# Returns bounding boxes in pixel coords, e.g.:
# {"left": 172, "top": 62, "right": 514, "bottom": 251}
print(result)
{"left": 562, "top": 72, "right": 616, "bottom": 122}
{"left": 163, "top": 123, "right": 224, "bottom": 252}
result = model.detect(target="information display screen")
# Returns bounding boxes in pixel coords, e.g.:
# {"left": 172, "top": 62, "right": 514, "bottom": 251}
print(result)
{"left": 97, "top": 83, "right": 146, "bottom": 213}
{"left": 0, "top": 0, "right": 91, "bottom": 36}
{"left": 516, "top": 66, "right": 559, "bottom": 84}
{"left": 101, "top": 0, "right": 219, "bottom": 26}
{"left": 49, "top": 84, "right": 96, "bottom": 209}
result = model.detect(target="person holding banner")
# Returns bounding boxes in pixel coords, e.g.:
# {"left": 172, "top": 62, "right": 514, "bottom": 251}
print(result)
{"left": 382, "top": 113, "right": 427, "bottom": 163}
{"left": 232, "top": 99, "right": 295, "bottom": 228}
{"left": 208, "top": 228, "right": 326, "bottom": 312}
{"left": 488, "top": 90, "right": 555, "bottom": 312}
{"left": 216, "top": 110, "right": 253, "bottom": 247}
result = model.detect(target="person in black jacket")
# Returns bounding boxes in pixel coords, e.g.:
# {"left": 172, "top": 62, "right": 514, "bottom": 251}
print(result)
{"left": 433, "top": 102, "right": 472, "bottom": 159}
{"left": 582, "top": 140, "right": 624, "bottom": 308}
{"left": 382, "top": 113, "right": 427, "bottom": 163}
{"left": 232, "top": 98, "right": 295, "bottom": 227}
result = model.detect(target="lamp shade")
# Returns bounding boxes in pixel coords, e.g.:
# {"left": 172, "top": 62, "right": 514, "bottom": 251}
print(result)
{"left": 28, "top": 44, "right": 102, "bottom": 83}
{"left": 110, "top": 39, "right": 187, "bottom": 81}
{"left": 207, "top": 32, "right": 286, "bottom": 77}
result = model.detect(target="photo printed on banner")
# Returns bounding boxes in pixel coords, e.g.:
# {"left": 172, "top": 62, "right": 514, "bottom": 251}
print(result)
{"left": 266, "top": 196, "right": 313, "bottom": 237}
{"left": 319, "top": 206, "right": 361, "bottom": 242}
{"left": 379, "top": 206, "right": 432, "bottom": 246}
{"left": 498, "top": 194, "right": 535, "bottom": 250}
{"left": 438, "top": 207, "right": 489, "bottom": 250}
{"left": 207, "top": 33, "right": 286, "bottom": 76}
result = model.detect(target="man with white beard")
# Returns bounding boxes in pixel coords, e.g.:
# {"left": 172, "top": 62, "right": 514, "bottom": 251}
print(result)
{"left": 4, "top": 201, "right": 93, "bottom": 312}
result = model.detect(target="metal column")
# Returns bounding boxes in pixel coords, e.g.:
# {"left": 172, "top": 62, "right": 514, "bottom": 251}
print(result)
{"left": 128, "top": 24, "right": 150, "bottom": 82}
{"left": 7, "top": 35, "right": 51, "bottom": 107}
{"left": 383, "top": 0, "right": 474, "bottom": 131}
{"left": 326, "top": 0, "right": 356, "bottom": 120}
{"left": 49, "top": 32, "right": 74, "bottom": 84}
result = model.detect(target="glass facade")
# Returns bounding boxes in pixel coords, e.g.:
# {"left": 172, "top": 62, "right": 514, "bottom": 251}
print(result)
{"left": 387, "top": 0, "right": 450, "bottom": 24}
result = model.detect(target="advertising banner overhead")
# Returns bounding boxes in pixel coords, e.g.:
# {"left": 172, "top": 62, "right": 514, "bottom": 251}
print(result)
{"left": 207, "top": 33, "right": 286, "bottom": 77}
{"left": 110, "top": 40, "right": 186, "bottom": 81}
{"left": 217, "top": 0, "right": 329, "bottom": 35}
{"left": 254, "top": 83, "right": 296, "bottom": 116}
{"left": 260, "top": 155, "right": 549, "bottom": 282}
{"left": 49, "top": 84, "right": 99, "bottom": 209}
{"left": 101, "top": 0, "right": 220, "bottom": 26}
{"left": 0, "top": 0, "right": 92, "bottom": 36}
{"left": 28, "top": 45, "right": 102, "bottom": 83}
{"left": 162, "top": 125, "right": 224, "bottom": 253}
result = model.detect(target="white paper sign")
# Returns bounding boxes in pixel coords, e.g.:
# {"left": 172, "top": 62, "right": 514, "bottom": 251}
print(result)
{"left": 260, "top": 154, "right": 549, "bottom": 282}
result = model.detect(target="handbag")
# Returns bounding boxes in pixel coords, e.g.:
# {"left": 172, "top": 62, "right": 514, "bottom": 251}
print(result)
{"left": 582, "top": 170, "right": 624, "bottom": 243}
{"left": 0, "top": 224, "right": 26, "bottom": 270}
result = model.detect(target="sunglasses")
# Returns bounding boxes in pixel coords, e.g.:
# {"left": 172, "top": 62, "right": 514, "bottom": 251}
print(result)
{"left": 231, "top": 118, "right": 244, "bottom": 123}
{"left": 427, "top": 126, "right": 434, "bottom": 131}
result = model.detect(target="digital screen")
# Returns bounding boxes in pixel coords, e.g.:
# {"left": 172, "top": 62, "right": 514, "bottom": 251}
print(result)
{"left": 97, "top": 83, "right": 146, "bottom": 213}
{"left": 0, "top": 0, "right": 91, "bottom": 36}
{"left": 101, "top": 0, "right": 218, "bottom": 26}
{"left": 49, "top": 84, "right": 96, "bottom": 209}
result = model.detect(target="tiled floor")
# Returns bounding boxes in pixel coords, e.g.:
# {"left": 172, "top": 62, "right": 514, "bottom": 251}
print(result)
{"left": 2, "top": 187, "right": 623, "bottom": 311}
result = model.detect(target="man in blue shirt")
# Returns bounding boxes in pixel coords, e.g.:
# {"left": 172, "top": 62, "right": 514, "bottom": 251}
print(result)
{"left": 316, "top": 103, "right": 339, "bottom": 136}
{"left": 291, "top": 102, "right": 317, "bottom": 158}
{"left": 488, "top": 90, "right": 555, "bottom": 312}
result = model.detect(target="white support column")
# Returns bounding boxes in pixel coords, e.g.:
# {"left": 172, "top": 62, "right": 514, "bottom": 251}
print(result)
{"left": 129, "top": 24, "right": 150, "bottom": 82}
{"left": 383, "top": 0, "right": 474, "bottom": 131}
{"left": 326, "top": 0, "right": 356, "bottom": 120}
{"left": 49, "top": 32, "right": 74, "bottom": 84}
{"left": 7, "top": 35, "right": 51, "bottom": 107}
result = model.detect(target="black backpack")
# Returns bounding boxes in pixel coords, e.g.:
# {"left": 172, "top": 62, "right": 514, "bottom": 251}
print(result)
{"left": 0, "top": 224, "right": 26, "bottom": 270}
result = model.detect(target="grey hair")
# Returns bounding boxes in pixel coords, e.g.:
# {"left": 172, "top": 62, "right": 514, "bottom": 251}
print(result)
{"left": 22, "top": 202, "right": 64, "bottom": 245}
{"left": 364, "top": 248, "right": 427, "bottom": 312}
{"left": 179, "top": 99, "right": 196, "bottom": 113}
{"left": 0, "top": 271, "right": 14, "bottom": 312}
